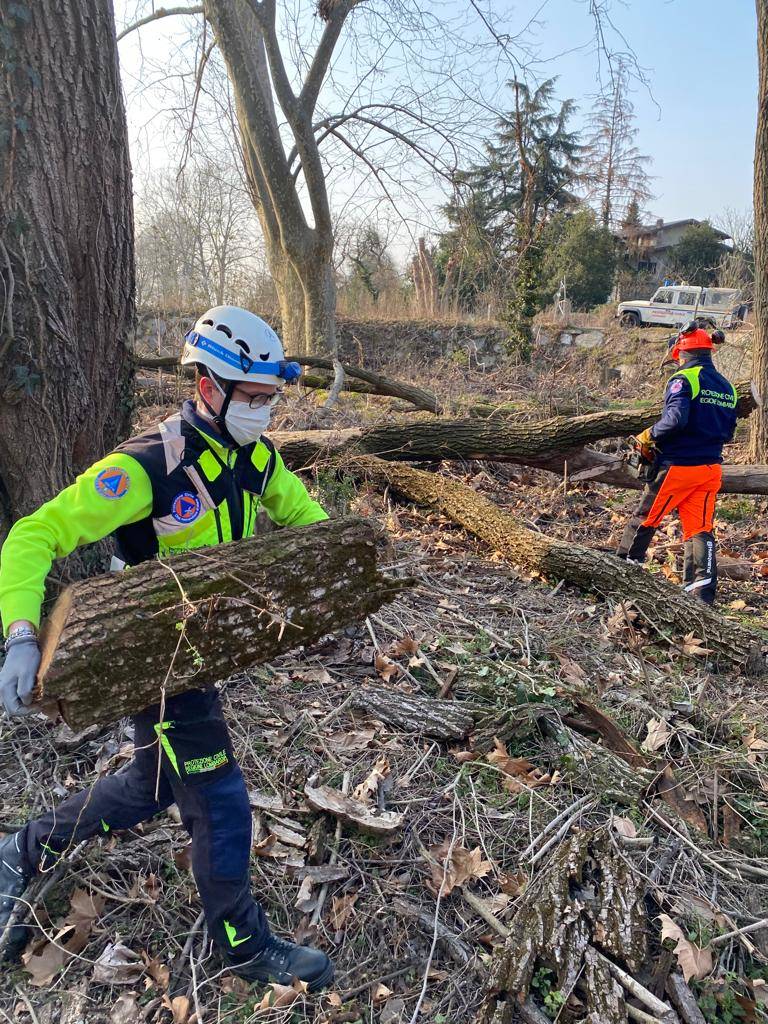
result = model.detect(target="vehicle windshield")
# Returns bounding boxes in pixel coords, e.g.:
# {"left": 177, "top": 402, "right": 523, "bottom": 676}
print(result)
{"left": 701, "top": 288, "right": 740, "bottom": 308}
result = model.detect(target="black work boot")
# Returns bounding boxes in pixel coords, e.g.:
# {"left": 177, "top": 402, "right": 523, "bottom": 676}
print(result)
{"left": 228, "top": 934, "right": 334, "bottom": 992}
{"left": 0, "top": 831, "right": 32, "bottom": 961}
{"left": 683, "top": 531, "right": 717, "bottom": 605}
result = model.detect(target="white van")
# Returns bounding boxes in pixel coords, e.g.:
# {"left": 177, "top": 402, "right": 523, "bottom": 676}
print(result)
{"left": 617, "top": 285, "right": 745, "bottom": 330}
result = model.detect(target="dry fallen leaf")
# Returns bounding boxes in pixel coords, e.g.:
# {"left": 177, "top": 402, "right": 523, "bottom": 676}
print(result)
{"left": 257, "top": 978, "right": 309, "bottom": 1009}
{"left": 173, "top": 843, "right": 192, "bottom": 873}
{"left": 426, "top": 841, "right": 493, "bottom": 897}
{"left": 380, "top": 996, "right": 406, "bottom": 1023}
{"left": 142, "top": 951, "right": 170, "bottom": 990}
{"left": 22, "top": 939, "right": 69, "bottom": 987}
{"left": 373, "top": 982, "right": 394, "bottom": 1003}
{"left": 555, "top": 653, "right": 587, "bottom": 684}
{"left": 325, "top": 727, "right": 376, "bottom": 753}
{"left": 295, "top": 875, "right": 316, "bottom": 913}
{"left": 499, "top": 869, "right": 528, "bottom": 897}
{"left": 641, "top": 717, "right": 672, "bottom": 753}
{"left": 109, "top": 993, "right": 143, "bottom": 1024}
{"left": 745, "top": 726, "right": 768, "bottom": 765}
{"left": 68, "top": 888, "right": 106, "bottom": 929}
{"left": 659, "top": 914, "right": 713, "bottom": 982}
{"left": 680, "top": 632, "right": 712, "bottom": 657}
{"left": 612, "top": 817, "right": 638, "bottom": 839}
{"left": 161, "top": 993, "right": 190, "bottom": 1024}
{"left": 92, "top": 942, "right": 144, "bottom": 986}
{"left": 352, "top": 756, "right": 390, "bottom": 804}
{"left": 374, "top": 652, "right": 399, "bottom": 682}
{"left": 486, "top": 737, "right": 554, "bottom": 793}
{"left": 329, "top": 891, "right": 359, "bottom": 931}
{"left": 392, "top": 636, "right": 419, "bottom": 657}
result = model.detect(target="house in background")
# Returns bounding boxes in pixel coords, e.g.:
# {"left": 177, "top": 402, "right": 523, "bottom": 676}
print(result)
{"left": 621, "top": 218, "right": 731, "bottom": 280}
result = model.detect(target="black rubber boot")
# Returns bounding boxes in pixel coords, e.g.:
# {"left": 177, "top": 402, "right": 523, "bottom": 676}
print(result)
{"left": 228, "top": 934, "right": 334, "bottom": 992}
{"left": 0, "top": 831, "right": 32, "bottom": 961}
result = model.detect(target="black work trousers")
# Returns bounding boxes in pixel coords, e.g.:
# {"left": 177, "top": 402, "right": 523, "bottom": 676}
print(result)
{"left": 22, "top": 687, "right": 268, "bottom": 960}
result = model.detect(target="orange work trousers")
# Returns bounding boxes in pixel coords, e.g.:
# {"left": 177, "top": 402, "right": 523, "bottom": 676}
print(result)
{"left": 640, "top": 463, "right": 722, "bottom": 540}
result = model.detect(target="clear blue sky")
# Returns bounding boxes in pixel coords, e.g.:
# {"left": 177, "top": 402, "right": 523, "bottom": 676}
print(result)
{"left": 514, "top": 0, "right": 757, "bottom": 226}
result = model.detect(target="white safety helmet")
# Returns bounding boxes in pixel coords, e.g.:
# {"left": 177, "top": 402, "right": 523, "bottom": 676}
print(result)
{"left": 181, "top": 305, "right": 300, "bottom": 386}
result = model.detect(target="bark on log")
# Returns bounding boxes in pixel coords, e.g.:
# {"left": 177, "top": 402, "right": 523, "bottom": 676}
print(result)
{"left": 345, "top": 457, "right": 766, "bottom": 674}
{"left": 271, "top": 379, "right": 757, "bottom": 473}
{"left": 278, "top": 425, "right": 768, "bottom": 497}
{"left": 479, "top": 831, "right": 647, "bottom": 1024}
{"left": 133, "top": 355, "right": 441, "bottom": 413}
{"left": 352, "top": 684, "right": 477, "bottom": 740}
{"left": 37, "top": 518, "right": 410, "bottom": 729}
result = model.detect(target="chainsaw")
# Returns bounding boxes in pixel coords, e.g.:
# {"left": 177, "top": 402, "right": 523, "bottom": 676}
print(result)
{"left": 625, "top": 437, "right": 658, "bottom": 482}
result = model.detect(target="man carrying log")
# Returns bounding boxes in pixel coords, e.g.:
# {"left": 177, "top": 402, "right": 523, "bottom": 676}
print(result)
{"left": 0, "top": 306, "right": 335, "bottom": 989}
{"left": 616, "top": 323, "right": 737, "bottom": 605}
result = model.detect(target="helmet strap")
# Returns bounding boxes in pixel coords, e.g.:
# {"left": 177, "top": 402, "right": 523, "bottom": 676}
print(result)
{"left": 200, "top": 374, "right": 239, "bottom": 447}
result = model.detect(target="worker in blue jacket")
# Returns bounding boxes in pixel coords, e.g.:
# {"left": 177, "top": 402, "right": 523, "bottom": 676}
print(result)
{"left": 616, "top": 324, "right": 737, "bottom": 604}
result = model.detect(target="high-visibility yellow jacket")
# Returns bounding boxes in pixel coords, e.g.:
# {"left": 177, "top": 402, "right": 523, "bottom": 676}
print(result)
{"left": 0, "top": 401, "right": 327, "bottom": 631}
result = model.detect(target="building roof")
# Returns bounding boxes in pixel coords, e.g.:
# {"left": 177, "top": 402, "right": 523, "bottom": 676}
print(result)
{"left": 634, "top": 218, "right": 730, "bottom": 243}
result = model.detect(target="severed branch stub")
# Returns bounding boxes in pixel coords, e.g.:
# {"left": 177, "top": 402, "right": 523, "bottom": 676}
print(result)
{"left": 36, "top": 517, "right": 411, "bottom": 730}
{"left": 480, "top": 830, "right": 658, "bottom": 1024}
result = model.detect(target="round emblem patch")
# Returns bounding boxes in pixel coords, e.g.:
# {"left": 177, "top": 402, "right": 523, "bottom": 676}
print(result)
{"left": 669, "top": 378, "right": 684, "bottom": 394}
{"left": 172, "top": 491, "right": 202, "bottom": 524}
{"left": 94, "top": 466, "right": 131, "bottom": 500}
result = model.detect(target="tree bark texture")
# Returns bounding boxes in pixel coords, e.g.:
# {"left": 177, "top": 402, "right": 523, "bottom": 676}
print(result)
{"left": 479, "top": 831, "right": 647, "bottom": 1024}
{"left": 203, "top": 0, "right": 350, "bottom": 356}
{"left": 352, "top": 684, "right": 477, "bottom": 740}
{"left": 0, "top": 0, "right": 134, "bottom": 535}
{"left": 347, "top": 456, "right": 766, "bottom": 674}
{"left": 751, "top": 0, "right": 768, "bottom": 460}
{"left": 37, "top": 518, "right": 410, "bottom": 730}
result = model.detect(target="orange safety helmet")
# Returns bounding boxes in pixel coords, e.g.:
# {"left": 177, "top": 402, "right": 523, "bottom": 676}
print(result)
{"left": 667, "top": 325, "right": 714, "bottom": 362}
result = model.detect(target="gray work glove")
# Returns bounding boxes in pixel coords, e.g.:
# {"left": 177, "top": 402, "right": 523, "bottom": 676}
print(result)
{"left": 0, "top": 637, "right": 41, "bottom": 717}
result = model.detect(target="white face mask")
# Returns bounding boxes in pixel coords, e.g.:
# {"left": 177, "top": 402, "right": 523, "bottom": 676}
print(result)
{"left": 212, "top": 380, "right": 273, "bottom": 447}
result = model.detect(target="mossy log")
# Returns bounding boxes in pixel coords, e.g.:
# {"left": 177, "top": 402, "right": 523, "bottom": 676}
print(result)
{"left": 37, "top": 518, "right": 410, "bottom": 729}
{"left": 345, "top": 457, "right": 766, "bottom": 674}
{"left": 479, "top": 830, "right": 648, "bottom": 1024}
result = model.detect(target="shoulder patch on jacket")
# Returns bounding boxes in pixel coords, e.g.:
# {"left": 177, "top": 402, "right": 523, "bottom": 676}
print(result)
{"left": 94, "top": 467, "right": 131, "bottom": 500}
{"left": 669, "top": 378, "right": 684, "bottom": 395}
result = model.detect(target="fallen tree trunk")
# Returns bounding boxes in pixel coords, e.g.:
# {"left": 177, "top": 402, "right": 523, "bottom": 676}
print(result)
{"left": 134, "top": 354, "right": 441, "bottom": 414}
{"left": 345, "top": 456, "right": 766, "bottom": 674}
{"left": 273, "top": 402, "right": 768, "bottom": 497}
{"left": 352, "top": 684, "right": 477, "bottom": 740}
{"left": 37, "top": 518, "right": 410, "bottom": 730}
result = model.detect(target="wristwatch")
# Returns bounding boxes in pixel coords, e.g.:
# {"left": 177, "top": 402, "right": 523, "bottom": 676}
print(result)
{"left": 4, "top": 625, "right": 38, "bottom": 649}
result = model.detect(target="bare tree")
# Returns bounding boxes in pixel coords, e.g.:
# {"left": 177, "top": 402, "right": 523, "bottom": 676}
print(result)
{"left": 750, "top": 0, "right": 768, "bottom": 462}
{"left": 135, "top": 157, "right": 265, "bottom": 308}
{"left": 580, "top": 61, "right": 653, "bottom": 229}
{"left": 0, "top": 0, "right": 134, "bottom": 536}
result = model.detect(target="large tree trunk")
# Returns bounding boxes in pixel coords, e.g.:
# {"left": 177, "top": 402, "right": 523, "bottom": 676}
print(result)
{"left": 348, "top": 456, "right": 765, "bottom": 673}
{"left": 37, "top": 518, "right": 409, "bottom": 730}
{"left": 751, "top": 0, "right": 768, "bottom": 460}
{"left": 204, "top": 0, "right": 350, "bottom": 356}
{"left": 0, "top": 0, "right": 134, "bottom": 538}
